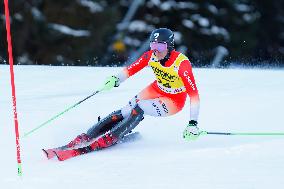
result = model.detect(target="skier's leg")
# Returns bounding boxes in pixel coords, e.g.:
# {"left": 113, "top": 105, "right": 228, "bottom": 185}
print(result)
{"left": 137, "top": 97, "right": 184, "bottom": 117}
{"left": 86, "top": 104, "right": 144, "bottom": 151}
{"left": 64, "top": 110, "right": 123, "bottom": 149}
{"left": 85, "top": 95, "right": 181, "bottom": 152}
{"left": 85, "top": 92, "right": 152, "bottom": 139}
{"left": 86, "top": 110, "right": 123, "bottom": 138}
{"left": 67, "top": 84, "right": 182, "bottom": 149}
{"left": 86, "top": 94, "right": 183, "bottom": 151}
{"left": 121, "top": 83, "right": 186, "bottom": 118}
{"left": 66, "top": 93, "right": 142, "bottom": 148}
{"left": 111, "top": 104, "right": 144, "bottom": 139}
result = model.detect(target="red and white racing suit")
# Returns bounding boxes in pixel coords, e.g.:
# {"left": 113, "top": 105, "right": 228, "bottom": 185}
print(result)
{"left": 117, "top": 50, "right": 200, "bottom": 121}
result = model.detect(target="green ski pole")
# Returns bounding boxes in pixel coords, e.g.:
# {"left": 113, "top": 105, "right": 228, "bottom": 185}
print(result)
{"left": 200, "top": 131, "right": 284, "bottom": 136}
{"left": 23, "top": 89, "right": 103, "bottom": 138}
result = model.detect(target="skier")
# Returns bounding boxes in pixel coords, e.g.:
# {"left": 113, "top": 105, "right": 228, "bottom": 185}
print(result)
{"left": 45, "top": 28, "right": 200, "bottom": 160}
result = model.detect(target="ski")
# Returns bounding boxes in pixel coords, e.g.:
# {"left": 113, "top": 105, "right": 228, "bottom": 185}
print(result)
{"left": 42, "top": 145, "right": 69, "bottom": 159}
{"left": 54, "top": 145, "right": 93, "bottom": 161}
{"left": 42, "top": 149, "right": 56, "bottom": 159}
{"left": 54, "top": 148, "right": 82, "bottom": 161}
{"left": 53, "top": 132, "right": 141, "bottom": 161}
{"left": 42, "top": 133, "right": 91, "bottom": 159}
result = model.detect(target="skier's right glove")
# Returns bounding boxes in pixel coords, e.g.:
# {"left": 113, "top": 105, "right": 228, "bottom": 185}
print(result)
{"left": 183, "top": 120, "right": 200, "bottom": 141}
{"left": 102, "top": 76, "right": 120, "bottom": 91}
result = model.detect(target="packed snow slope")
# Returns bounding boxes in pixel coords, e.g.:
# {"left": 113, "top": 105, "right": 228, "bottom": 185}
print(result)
{"left": 0, "top": 65, "right": 284, "bottom": 189}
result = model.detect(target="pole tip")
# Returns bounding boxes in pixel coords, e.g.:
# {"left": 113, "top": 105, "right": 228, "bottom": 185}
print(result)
{"left": 17, "top": 163, "right": 23, "bottom": 176}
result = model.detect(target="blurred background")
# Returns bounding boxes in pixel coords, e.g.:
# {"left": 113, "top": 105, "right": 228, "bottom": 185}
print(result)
{"left": 0, "top": 0, "right": 283, "bottom": 67}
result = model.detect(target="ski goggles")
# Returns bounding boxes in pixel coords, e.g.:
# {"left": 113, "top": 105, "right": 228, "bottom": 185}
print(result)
{"left": 150, "top": 42, "right": 167, "bottom": 52}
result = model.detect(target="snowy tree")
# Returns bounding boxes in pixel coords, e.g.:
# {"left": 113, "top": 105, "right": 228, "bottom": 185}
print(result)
{"left": 0, "top": 0, "right": 283, "bottom": 66}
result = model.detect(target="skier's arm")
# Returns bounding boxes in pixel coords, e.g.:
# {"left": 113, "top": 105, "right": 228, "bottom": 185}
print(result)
{"left": 178, "top": 60, "right": 200, "bottom": 121}
{"left": 102, "top": 51, "right": 151, "bottom": 91}
{"left": 115, "top": 51, "right": 152, "bottom": 85}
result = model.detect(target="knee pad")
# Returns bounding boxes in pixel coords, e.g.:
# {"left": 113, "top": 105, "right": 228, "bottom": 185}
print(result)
{"left": 110, "top": 105, "right": 144, "bottom": 139}
{"left": 87, "top": 110, "right": 123, "bottom": 138}
{"left": 130, "top": 104, "right": 144, "bottom": 118}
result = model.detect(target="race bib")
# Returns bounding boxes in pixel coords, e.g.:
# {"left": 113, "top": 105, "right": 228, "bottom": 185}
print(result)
{"left": 149, "top": 53, "right": 188, "bottom": 93}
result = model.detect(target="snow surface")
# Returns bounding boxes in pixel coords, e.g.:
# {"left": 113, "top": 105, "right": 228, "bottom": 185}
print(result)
{"left": 1, "top": 65, "right": 284, "bottom": 188}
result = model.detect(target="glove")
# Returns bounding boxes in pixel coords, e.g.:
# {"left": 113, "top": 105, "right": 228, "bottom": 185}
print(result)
{"left": 102, "top": 76, "right": 119, "bottom": 91}
{"left": 183, "top": 120, "right": 200, "bottom": 141}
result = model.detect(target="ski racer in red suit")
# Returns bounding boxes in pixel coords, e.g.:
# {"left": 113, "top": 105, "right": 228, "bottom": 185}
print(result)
{"left": 47, "top": 28, "right": 201, "bottom": 160}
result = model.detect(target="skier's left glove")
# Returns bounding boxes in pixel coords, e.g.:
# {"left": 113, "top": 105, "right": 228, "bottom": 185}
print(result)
{"left": 183, "top": 120, "right": 200, "bottom": 141}
{"left": 102, "top": 76, "right": 120, "bottom": 91}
